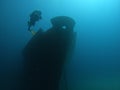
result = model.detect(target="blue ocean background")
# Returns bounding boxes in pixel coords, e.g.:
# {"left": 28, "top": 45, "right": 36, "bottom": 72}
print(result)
{"left": 0, "top": 0, "right": 120, "bottom": 90}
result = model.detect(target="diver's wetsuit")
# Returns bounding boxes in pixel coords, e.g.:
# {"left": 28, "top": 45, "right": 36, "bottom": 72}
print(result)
{"left": 28, "top": 10, "right": 42, "bottom": 31}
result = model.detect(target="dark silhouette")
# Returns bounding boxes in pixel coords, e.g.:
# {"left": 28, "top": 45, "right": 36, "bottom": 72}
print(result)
{"left": 23, "top": 16, "right": 76, "bottom": 90}
{"left": 28, "top": 10, "right": 42, "bottom": 31}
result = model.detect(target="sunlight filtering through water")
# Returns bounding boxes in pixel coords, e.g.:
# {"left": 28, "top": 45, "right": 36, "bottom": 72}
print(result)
{"left": 0, "top": 0, "right": 120, "bottom": 90}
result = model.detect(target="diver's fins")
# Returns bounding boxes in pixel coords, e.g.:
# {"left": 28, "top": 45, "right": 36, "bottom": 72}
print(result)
{"left": 28, "top": 21, "right": 31, "bottom": 31}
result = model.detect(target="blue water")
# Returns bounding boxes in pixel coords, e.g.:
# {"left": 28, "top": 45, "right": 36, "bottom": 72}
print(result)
{"left": 0, "top": 0, "right": 120, "bottom": 90}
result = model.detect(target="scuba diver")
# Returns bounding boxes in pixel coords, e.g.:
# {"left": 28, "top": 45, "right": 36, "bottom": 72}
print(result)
{"left": 28, "top": 10, "right": 42, "bottom": 35}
